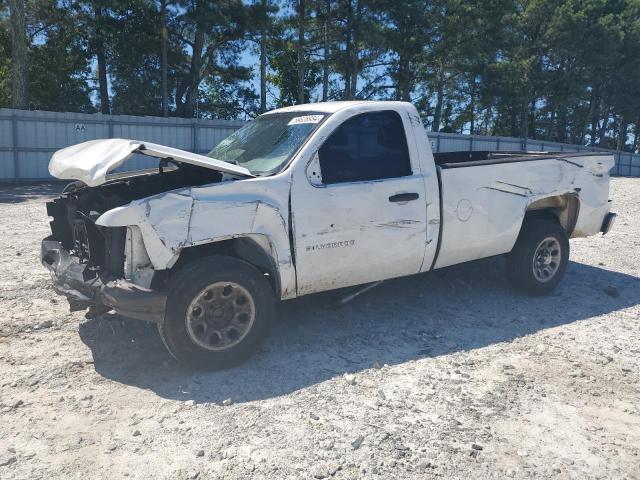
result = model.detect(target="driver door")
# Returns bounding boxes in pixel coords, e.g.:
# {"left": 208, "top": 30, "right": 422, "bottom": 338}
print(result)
{"left": 291, "top": 110, "right": 428, "bottom": 295}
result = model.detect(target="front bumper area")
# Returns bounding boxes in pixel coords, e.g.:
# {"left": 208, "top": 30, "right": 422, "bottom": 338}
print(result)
{"left": 41, "top": 238, "right": 166, "bottom": 322}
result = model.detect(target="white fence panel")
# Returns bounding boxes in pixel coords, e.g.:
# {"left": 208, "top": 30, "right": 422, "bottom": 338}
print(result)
{"left": 0, "top": 108, "right": 638, "bottom": 180}
{"left": 0, "top": 109, "right": 248, "bottom": 180}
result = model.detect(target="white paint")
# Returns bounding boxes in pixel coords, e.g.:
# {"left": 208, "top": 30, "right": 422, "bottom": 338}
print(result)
{"left": 434, "top": 154, "right": 615, "bottom": 269}
{"left": 124, "top": 226, "right": 154, "bottom": 288}
{"left": 289, "top": 102, "right": 439, "bottom": 294}
{"left": 288, "top": 115, "right": 324, "bottom": 125}
{"left": 456, "top": 199, "right": 473, "bottom": 222}
{"left": 83, "top": 101, "right": 613, "bottom": 301}
{"left": 96, "top": 174, "right": 296, "bottom": 299}
{"left": 262, "top": 101, "right": 372, "bottom": 115}
{"left": 48, "top": 138, "right": 253, "bottom": 187}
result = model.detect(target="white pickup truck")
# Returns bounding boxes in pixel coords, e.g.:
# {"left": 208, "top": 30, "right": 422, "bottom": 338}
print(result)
{"left": 42, "top": 101, "right": 616, "bottom": 369}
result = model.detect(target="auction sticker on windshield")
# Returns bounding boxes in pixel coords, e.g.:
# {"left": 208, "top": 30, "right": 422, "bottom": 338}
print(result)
{"left": 288, "top": 115, "right": 324, "bottom": 125}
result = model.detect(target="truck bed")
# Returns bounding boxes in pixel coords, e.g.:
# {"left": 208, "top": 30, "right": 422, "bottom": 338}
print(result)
{"left": 431, "top": 152, "right": 614, "bottom": 270}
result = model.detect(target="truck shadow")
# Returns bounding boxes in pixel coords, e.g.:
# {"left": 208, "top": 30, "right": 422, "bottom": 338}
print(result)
{"left": 79, "top": 257, "right": 639, "bottom": 404}
{"left": 0, "top": 182, "right": 63, "bottom": 203}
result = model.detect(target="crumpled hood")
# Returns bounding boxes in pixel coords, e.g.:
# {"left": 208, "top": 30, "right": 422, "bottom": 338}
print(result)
{"left": 48, "top": 138, "right": 253, "bottom": 187}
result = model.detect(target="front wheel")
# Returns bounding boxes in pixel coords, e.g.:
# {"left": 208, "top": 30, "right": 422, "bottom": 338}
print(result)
{"left": 158, "top": 256, "right": 275, "bottom": 370}
{"left": 506, "top": 219, "right": 569, "bottom": 296}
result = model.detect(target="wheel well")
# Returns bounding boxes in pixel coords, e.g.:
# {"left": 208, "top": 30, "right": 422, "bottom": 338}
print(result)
{"left": 158, "top": 236, "right": 281, "bottom": 297}
{"left": 524, "top": 193, "right": 580, "bottom": 236}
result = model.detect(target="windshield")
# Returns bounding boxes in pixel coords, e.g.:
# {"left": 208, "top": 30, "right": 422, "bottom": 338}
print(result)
{"left": 207, "top": 112, "right": 326, "bottom": 175}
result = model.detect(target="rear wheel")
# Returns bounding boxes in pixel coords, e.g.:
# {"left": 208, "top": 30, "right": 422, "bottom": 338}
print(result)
{"left": 506, "top": 219, "right": 569, "bottom": 295}
{"left": 158, "top": 255, "right": 275, "bottom": 370}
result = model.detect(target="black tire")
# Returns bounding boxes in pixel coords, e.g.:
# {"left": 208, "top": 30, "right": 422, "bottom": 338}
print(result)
{"left": 506, "top": 218, "right": 569, "bottom": 296}
{"left": 158, "top": 255, "right": 275, "bottom": 370}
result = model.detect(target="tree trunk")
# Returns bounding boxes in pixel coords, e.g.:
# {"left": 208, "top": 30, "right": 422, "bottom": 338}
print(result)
{"left": 95, "top": 7, "right": 110, "bottom": 114}
{"left": 574, "top": 113, "right": 588, "bottom": 145}
{"left": 396, "top": 14, "right": 413, "bottom": 102}
{"left": 598, "top": 104, "right": 611, "bottom": 146}
{"left": 633, "top": 118, "right": 640, "bottom": 153}
{"left": 349, "top": 0, "right": 360, "bottom": 98}
{"left": 547, "top": 104, "right": 556, "bottom": 140}
{"left": 396, "top": 12, "right": 411, "bottom": 105}
{"left": 296, "top": 0, "right": 306, "bottom": 104}
{"left": 97, "top": 46, "right": 109, "bottom": 114}
{"left": 588, "top": 89, "right": 600, "bottom": 145}
{"left": 528, "top": 99, "right": 536, "bottom": 140}
{"left": 343, "top": 0, "right": 353, "bottom": 99}
{"left": 397, "top": 53, "right": 410, "bottom": 101}
{"left": 432, "top": 68, "right": 444, "bottom": 132}
{"left": 160, "top": 0, "right": 169, "bottom": 117}
{"left": 482, "top": 106, "right": 492, "bottom": 136}
{"left": 616, "top": 116, "right": 628, "bottom": 151}
{"left": 468, "top": 78, "right": 477, "bottom": 135}
{"left": 259, "top": 0, "right": 268, "bottom": 112}
{"left": 591, "top": 116, "right": 599, "bottom": 145}
{"left": 321, "top": 0, "right": 330, "bottom": 101}
{"left": 182, "top": 26, "right": 205, "bottom": 117}
{"left": 518, "top": 95, "right": 530, "bottom": 141}
{"left": 555, "top": 103, "right": 567, "bottom": 143}
{"left": 9, "top": 0, "right": 28, "bottom": 109}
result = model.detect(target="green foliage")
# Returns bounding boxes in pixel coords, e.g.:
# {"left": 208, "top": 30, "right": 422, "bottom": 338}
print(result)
{"left": 0, "top": 7, "right": 11, "bottom": 107}
{"left": 200, "top": 76, "right": 259, "bottom": 119}
{"left": 107, "top": 2, "right": 184, "bottom": 116}
{"left": 27, "top": 1, "right": 95, "bottom": 112}
{"left": 268, "top": 39, "right": 321, "bottom": 106}
{"left": 1, "top": 0, "right": 638, "bottom": 151}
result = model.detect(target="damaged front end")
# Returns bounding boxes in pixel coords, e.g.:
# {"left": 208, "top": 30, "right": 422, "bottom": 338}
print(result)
{"left": 41, "top": 237, "right": 166, "bottom": 321}
{"left": 41, "top": 158, "right": 229, "bottom": 321}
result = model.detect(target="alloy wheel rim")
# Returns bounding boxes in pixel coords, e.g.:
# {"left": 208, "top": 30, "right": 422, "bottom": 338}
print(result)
{"left": 185, "top": 282, "right": 256, "bottom": 351}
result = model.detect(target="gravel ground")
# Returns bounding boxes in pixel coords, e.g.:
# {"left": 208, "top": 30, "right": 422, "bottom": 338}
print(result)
{"left": 0, "top": 178, "right": 639, "bottom": 480}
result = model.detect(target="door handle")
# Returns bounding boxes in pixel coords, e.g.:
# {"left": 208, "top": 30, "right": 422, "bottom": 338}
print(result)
{"left": 389, "top": 192, "right": 419, "bottom": 203}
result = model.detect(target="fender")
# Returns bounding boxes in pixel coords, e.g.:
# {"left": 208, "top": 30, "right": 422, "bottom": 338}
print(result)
{"left": 96, "top": 176, "right": 297, "bottom": 300}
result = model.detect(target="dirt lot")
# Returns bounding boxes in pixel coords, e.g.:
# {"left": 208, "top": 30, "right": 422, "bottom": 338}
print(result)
{"left": 0, "top": 178, "right": 638, "bottom": 480}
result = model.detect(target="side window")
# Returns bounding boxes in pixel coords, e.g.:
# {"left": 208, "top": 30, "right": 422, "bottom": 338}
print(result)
{"left": 318, "top": 110, "right": 412, "bottom": 184}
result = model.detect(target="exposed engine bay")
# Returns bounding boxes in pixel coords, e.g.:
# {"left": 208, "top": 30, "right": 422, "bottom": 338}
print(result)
{"left": 46, "top": 163, "right": 222, "bottom": 273}
{"left": 42, "top": 163, "right": 224, "bottom": 319}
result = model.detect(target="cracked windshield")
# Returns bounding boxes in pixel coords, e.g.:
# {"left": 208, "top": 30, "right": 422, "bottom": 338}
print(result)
{"left": 207, "top": 112, "right": 326, "bottom": 175}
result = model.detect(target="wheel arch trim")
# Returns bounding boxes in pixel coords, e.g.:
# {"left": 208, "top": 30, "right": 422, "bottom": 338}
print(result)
{"left": 525, "top": 192, "right": 580, "bottom": 236}
{"left": 171, "top": 234, "right": 285, "bottom": 300}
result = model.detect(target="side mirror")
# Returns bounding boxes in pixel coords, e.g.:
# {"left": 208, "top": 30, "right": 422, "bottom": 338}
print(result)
{"left": 306, "top": 152, "right": 323, "bottom": 186}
